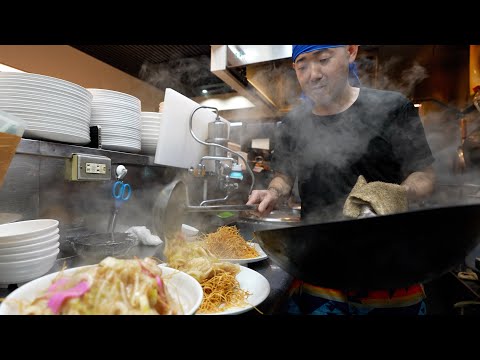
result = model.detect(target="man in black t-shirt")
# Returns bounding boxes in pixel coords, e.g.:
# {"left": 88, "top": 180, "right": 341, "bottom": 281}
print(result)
{"left": 246, "top": 45, "right": 436, "bottom": 315}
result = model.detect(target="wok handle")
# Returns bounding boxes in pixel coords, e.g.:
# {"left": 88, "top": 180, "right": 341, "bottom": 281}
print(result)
{"left": 186, "top": 204, "right": 258, "bottom": 212}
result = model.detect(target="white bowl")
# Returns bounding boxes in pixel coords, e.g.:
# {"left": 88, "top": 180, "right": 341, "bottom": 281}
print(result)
{"left": 0, "top": 228, "right": 59, "bottom": 249}
{"left": 0, "top": 219, "right": 59, "bottom": 242}
{"left": 0, "top": 249, "right": 59, "bottom": 284}
{"left": 0, "top": 242, "right": 59, "bottom": 262}
{"left": 0, "top": 234, "right": 59, "bottom": 255}
{"left": 0, "top": 264, "right": 203, "bottom": 315}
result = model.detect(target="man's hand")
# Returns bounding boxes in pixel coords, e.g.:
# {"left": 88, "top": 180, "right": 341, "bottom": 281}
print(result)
{"left": 246, "top": 173, "right": 294, "bottom": 217}
{"left": 401, "top": 165, "right": 435, "bottom": 201}
{"left": 246, "top": 189, "right": 280, "bottom": 217}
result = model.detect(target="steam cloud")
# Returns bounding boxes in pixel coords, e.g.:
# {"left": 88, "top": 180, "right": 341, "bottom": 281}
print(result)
{"left": 245, "top": 53, "right": 480, "bottom": 221}
{"left": 357, "top": 56, "right": 429, "bottom": 98}
{"left": 139, "top": 55, "right": 214, "bottom": 98}
{"left": 138, "top": 48, "right": 480, "bottom": 219}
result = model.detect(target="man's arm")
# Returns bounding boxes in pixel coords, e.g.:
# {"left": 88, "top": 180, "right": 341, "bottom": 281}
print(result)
{"left": 246, "top": 172, "right": 294, "bottom": 216}
{"left": 401, "top": 165, "right": 435, "bottom": 201}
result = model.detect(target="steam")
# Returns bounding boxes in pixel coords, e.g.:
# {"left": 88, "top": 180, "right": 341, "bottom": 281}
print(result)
{"left": 243, "top": 56, "right": 480, "bottom": 222}
{"left": 245, "top": 60, "right": 302, "bottom": 109}
{"left": 133, "top": 50, "right": 480, "bottom": 222}
{"left": 139, "top": 55, "right": 214, "bottom": 98}
{"left": 357, "top": 56, "right": 429, "bottom": 98}
{"left": 422, "top": 105, "right": 480, "bottom": 207}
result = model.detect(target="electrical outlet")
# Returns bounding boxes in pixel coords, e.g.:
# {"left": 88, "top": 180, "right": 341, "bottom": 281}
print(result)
{"left": 65, "top": 153, "right": 111, "bottom": 181}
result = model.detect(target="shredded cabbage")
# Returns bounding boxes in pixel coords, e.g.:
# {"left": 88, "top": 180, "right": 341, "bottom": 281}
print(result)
{"left": 15, "top": 257, "right": 182, "bottom": 315}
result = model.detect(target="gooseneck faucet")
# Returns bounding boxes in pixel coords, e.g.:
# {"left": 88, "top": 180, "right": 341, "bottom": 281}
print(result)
{"left": 188, "top": 106, "right": 255, "bottom": 206}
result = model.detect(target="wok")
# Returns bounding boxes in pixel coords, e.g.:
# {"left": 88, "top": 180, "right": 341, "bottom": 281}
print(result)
{"left": 254, "top": 203, "right": 480, "bottom": 290}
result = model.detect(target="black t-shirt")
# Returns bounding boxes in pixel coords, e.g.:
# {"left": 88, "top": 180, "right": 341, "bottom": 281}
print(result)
{"left": 271, "top": 87, "right": 435, "bottom": 222}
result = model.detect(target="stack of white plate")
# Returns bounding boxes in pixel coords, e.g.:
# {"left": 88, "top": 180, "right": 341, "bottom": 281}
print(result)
{"left": 140, "top": 111, "right": 162, "bottom": 154}
{"left": 88, "top": 88, "right": 141, "bottom": 153}
{"left": 0, "top": 219, "right": 60, "bottom": 285}
{"left": 0, "top": 72, "right": 92, "bottom": 144}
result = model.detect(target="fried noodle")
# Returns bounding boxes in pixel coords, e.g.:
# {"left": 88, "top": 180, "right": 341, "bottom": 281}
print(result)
{"left": 164, "top": 233, "right": 250, "bottom": 314}
{"left": 201, "top": 225, "right": 259, "bottom": 259}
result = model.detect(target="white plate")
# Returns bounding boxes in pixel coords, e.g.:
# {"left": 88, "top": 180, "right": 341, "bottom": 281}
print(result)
{"left": 100, "top": 143, "right": 141, "bottom": 153}
{"left": 24, "top": 128, "right": 90, "bottom": 144}
{"left": 0, "top": 74, "right": 92, "bottom": 100}
{"left": 218, "top": 243, "right": 268, "bottom": 265}
{"left": 141, "top": 136, "right": 160, "bottom": 141}
{"left": 197, "top": 265, "right": 270, "bottom": 315}
{"left": 0, "top": 264, "right": 203, "bottom": 315}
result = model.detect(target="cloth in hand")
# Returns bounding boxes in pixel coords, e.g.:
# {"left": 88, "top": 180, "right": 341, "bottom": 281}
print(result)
{"left": 343, "top": 175, "right": 408, "bottom": 218}
{"left": 125, "top": 226, "right": 163, "bottom": 246}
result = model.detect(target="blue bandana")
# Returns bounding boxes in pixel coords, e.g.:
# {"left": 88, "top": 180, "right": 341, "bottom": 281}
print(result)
{"left": 292, "top": 45, "right": 344, "bottom": 63}
{"left": 292, "top": 45, "right": 361, "bottom": 87}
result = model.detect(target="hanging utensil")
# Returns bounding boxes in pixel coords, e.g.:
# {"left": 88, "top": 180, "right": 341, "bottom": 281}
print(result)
{"left": 107, "top": 180, "right": 132, "bottom": 235}
{"left": 107, "top": 165, "right": 132, "bottom": 237}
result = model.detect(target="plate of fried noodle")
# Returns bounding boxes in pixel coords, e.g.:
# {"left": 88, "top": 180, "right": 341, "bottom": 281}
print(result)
{"left": 164, "top": 232, "right": 271, "bottom": 315}
{"left": 197, "top": 225, "right": 268, "bottom": 265}
{"left": 0, "top": 257, "right": 203, "bottom": 315}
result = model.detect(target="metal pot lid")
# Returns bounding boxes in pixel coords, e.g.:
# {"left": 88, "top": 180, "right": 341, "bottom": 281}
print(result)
{"left": 152, "top": 180, "right": 188, "bottom": 241}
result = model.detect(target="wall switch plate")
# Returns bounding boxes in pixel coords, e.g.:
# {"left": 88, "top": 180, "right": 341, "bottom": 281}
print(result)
{"left": 65, "top": 153, "right": 111, "bottom": 181}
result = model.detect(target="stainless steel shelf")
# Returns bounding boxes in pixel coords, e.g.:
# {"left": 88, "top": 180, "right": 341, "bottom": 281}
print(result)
{"left": 16, "top": 138, "right": 160, "bottom": 166}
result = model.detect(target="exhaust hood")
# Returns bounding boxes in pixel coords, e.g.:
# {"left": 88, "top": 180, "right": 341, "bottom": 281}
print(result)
{"left": 210, "top": 45, "right": 302, "bottom": 119}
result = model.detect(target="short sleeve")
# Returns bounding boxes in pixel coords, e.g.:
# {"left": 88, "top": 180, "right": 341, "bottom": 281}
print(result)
{"left": 270, "top": 119, "right": 297, "bottom": 180}
{"left": 388, "top": 100, "right": 435, "bottom": 177}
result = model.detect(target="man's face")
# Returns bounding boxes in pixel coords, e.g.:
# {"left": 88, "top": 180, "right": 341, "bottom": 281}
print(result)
{"left": 293, "top": 46, "right": 352, "bottom": 106}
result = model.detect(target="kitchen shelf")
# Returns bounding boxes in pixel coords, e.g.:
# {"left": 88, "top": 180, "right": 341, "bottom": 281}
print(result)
{"left": 16, "top": 138, "right": 160, "bottom": 166}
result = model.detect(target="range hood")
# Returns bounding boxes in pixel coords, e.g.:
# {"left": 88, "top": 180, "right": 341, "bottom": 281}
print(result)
{"left": 210, "top": 45, "right": 302, "bottom": 119}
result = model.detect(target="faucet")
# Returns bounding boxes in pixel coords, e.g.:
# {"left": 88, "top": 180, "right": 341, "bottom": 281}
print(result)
{"left": 187, "top": 106, "right": 255, "bottom": 207}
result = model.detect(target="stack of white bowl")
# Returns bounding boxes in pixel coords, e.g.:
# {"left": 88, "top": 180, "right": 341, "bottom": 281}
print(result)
{"left": 140, "top": 111, "right": 162, "bottom": 154}
{"left": 0, "top": 72, "right": 92, "bottom": 145}
{"left": 88, "top": 88, "right": 141, "bottom": 153}
{"left": 0, "top": 219, "right": 60, "bottom": 285}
